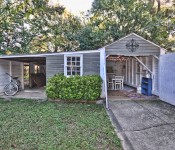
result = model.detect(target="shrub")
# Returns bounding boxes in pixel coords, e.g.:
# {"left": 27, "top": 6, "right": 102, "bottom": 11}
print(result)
{"left": 46, "top": 74, "right": 102, "bottom": 101}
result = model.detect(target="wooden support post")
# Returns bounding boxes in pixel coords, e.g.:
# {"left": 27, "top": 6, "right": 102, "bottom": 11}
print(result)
{"left": 134, "top": 56, "right": 153, "bottom": 75}
{"left": 21, "top": 63, "right": 24, "bottom": 90}
{"left": 128, "top": 59, "right": 131, "bottom": 83}
{"left": 125, "top": 60, "right": 127, "bottom": 82}
{"left": 135, "top": 59, "right": 138, "bottom": 85}
{"left": 9, "top": 61, "right": 12, "bottom": 76}
{"left": 153, "top": 55, "right": 159, "bottom": 60}
{"left": 131, "top": 58, "right": 134, "bottom": 85}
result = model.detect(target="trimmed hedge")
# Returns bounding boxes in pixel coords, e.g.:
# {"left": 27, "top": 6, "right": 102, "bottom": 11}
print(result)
{"left": 46, "top": 74, "right": 102, "bottom": 101}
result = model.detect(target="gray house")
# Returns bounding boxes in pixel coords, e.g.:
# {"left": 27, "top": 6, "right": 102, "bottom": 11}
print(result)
{"left": 0, "top": 33, "right": 174, "bottom": 107}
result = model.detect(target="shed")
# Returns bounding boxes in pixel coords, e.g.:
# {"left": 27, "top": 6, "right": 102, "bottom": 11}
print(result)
{"left": 0, "top": 50, "right": 100, "bottom": 93}
{"left": 0, "top": 33, "right": 167, "bottom": 108}
{"left": 100, "top": 33, "right": 166, "bottom": 107}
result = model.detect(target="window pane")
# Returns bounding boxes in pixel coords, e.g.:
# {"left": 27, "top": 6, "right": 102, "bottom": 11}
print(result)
{"left": 77, "top": 67, "right": 80, "bottom": 71}
{"left": 66, "top": 56, "right": 81, "bottom": 76}
{"left": 67, "top": 71, "right": 71, "bottom": 75}
{"left": 76, "top": 62, "right": 80, "bottom": 66}
{"left": 67, "top": 57, "right": 71, "bottom": 61}
{"left": 72, "top": 57, "right": 75, "bottom": 61}
{"left": 67, "top": 67, "right": 71, "bottom": 71}
{"left": 77, "top": 57, "right": 80, "bottom": 61}
{"left": 67, "top": 62, "right": 71, "bottom": 66}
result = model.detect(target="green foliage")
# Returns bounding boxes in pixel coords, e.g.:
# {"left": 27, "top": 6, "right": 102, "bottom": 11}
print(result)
{"left": 0, "top": 1, "right": 81, "bottom": 54}
{"left": 76, "top": 0, "right": 175, "bottom": 51}
{"left": 46, "top": 74, "right": 102, "bottom": 101}
{"left": 0, "top": 0, "right": 174, "bottom": 53}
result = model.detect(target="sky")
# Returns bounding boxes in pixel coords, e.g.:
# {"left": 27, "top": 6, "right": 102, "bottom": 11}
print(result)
{"left": 49, "top": 0, "right": 94, "bottom": 15}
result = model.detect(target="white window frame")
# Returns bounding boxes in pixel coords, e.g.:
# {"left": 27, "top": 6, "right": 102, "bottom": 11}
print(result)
{"left": 64, "top": 54, "right": 83, "bottom": 77}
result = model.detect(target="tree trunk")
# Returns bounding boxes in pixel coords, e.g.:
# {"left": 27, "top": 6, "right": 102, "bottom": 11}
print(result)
{"left": 156, "top": 0, "right": 161, "bottom": 12}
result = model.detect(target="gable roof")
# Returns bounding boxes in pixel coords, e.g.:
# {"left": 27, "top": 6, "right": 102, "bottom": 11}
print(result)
{"left": 103, "top": 33, "right": 162, "bottom": 49}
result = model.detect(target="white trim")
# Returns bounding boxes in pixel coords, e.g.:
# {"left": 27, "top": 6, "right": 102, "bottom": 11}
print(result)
{"left": 131, "top": 58, "right": 134, "bottom": 85}
{"left": 128, "top": 59, "right": 131, "bottom": 83}
{"left": 103, "top": 33, "right": 163, "bottom": 49}
{"left": 64, "top": 54, "right": 83, "bottom": 77}
{"left": 0, "top": 50, "right": 99, "bottom": 59}
{"left": 125, "top": 60, "right": 127, "bottom": 82}
{"left": 135, "top": 59, "right": 138, "bottom": 85}
{"left": 160, "top": 48, "right": 166, "bottom": 54}
{"left": 153, "top": 55, "right": 159, "bottom": 60}
{"left": 9, "top": 61, "right": 12, "bottom": 76}
{"left": 99, "top": 48, "right": 108, "bottom": 109}
{"left": 21, "top": 63, "right": 24, "bottom": 89}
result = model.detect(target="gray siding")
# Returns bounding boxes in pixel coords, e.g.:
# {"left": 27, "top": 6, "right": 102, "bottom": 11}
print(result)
{"left": 46, "top": 52, "right": 100, "bottom": 80}
{"left": 0, "top": 60, "right": 23, "bottom": 93}
{"left": 83, "top": 53, "right": 100, "bottom": 75}
{"left": 106, "top": 34, "right": 161, "bottom": 56}
{"left": 46, "top": 55, "right": 64, "bottom": 80}
{"left": 0, "top": 59, "right": 10, "bottom": 92}
{"left": 12, "top": 61, "right": 23, "bottom": 84}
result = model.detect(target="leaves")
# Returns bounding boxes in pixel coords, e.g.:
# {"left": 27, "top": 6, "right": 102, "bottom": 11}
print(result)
{"left": 46, "top": 74, "right": 102, "bottom": 101}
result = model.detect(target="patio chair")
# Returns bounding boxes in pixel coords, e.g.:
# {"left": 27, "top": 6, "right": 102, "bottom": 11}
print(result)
{"left": 107, "top": 77, "right": 113, "bottom": 89}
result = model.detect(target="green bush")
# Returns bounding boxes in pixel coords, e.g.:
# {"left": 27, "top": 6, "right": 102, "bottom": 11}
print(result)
{"left": 46, "top": 74, "right": 102, "bottom": 101}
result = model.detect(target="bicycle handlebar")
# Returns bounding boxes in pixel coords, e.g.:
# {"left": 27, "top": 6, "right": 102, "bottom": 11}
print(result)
{"left": 6, "top": 73, "right": 13, "bottom": 78}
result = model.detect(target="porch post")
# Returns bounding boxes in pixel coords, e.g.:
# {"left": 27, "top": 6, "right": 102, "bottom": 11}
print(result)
{"left": 100, "top": 47, "right": 109, "bottom": 109}
{"left": 21, "top": 63, "right": 24, "bottom": 90}
{"left": 9, "top": 61, "right": 12, "bottom": 76}
{"left": 134, "top": 56, "right": 153, "bottom": 78}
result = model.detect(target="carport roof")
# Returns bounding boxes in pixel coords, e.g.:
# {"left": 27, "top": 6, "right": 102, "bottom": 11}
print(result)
{"left": 0, "top": 50, "right": 99, "bottom": 64}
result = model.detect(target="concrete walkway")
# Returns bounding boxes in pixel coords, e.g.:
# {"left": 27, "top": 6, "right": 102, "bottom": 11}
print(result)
{"left": 1, "top": 87, "right": 47, "bottom": 101}
{"left": 108, "top": 100, "right": 175, "bottom": 150}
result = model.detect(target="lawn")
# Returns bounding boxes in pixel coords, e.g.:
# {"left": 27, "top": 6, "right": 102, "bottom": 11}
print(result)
{"left": 0, "top": 99, "right": 121, "bottom": 150}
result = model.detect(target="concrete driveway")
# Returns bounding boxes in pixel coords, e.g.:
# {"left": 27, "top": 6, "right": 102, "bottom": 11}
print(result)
{"left": 108, "top": 100, "right": 175, "bottom": 150}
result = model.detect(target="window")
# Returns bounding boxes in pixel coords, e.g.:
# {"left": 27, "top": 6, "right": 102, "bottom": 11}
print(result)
{"left": 64, "top": 55, "right": 83, "bottom": 76}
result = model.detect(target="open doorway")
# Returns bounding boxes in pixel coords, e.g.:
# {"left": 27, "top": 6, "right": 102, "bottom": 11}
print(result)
{"left": 26, "top": 63, "right": 46, "bottom": 89}
{"left": 106, "top": 55, "right": 159, "bottom": 100}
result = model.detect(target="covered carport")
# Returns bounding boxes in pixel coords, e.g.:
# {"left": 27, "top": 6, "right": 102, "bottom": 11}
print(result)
{"left": 0, "top": 54, "right": 46, "bottom": 94}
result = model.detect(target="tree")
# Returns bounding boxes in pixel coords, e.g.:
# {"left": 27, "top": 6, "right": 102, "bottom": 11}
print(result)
{"left": 76, "top": 0, "right": 175, "bottom": 51}
{"left": 0, "top": 0, "right": 81, "bottom": 54}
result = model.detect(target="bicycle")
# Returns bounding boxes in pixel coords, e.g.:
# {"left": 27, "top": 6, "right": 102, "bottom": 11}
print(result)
{"left": 3, "top": 73, "right": 21, "bottom": 96}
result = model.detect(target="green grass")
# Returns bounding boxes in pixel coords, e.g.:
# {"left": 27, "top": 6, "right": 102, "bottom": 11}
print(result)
{"left": 0, "top": 99, "right": 121, "bottom": 150}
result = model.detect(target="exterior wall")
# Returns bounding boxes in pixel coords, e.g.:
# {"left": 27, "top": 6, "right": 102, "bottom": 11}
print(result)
{"left": 0, "top": 59, "right": 23, "bottom": 93}
{"left": 46, "top": 55, "right": 64, "bottom": 80}
{"left": 83, "top": 53, "right": 100, "bottom": 75}
{"left": 159, "top": 53, "right": 175, "bottom": 105}
{"left": 12, "top": 61, "right": 23, "bottom": 88}
{"left": 46, "top": 52, "right": 100, "bottom": 80}
{"left": 106, "top": 34, "right": 160, "bottom": 56}
{"left": 0, "top": 59, "right": 10, "bottom": 93}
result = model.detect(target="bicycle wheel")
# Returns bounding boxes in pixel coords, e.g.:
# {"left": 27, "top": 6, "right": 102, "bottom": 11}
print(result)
{"left": 17, "top": 80, "right": 21, "bottom": 91}
{"left": 4, "top": 83, "right": 18, "bottom": 96}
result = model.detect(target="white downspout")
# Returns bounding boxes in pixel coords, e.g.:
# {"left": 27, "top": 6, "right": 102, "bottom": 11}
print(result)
{"left": 100, "top": 47, "right": 109, "bottom": 109}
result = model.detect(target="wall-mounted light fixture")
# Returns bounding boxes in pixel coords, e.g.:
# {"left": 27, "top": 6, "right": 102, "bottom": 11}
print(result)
{"left": 126, "top": 38, "right": 139, "bottom": 52}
